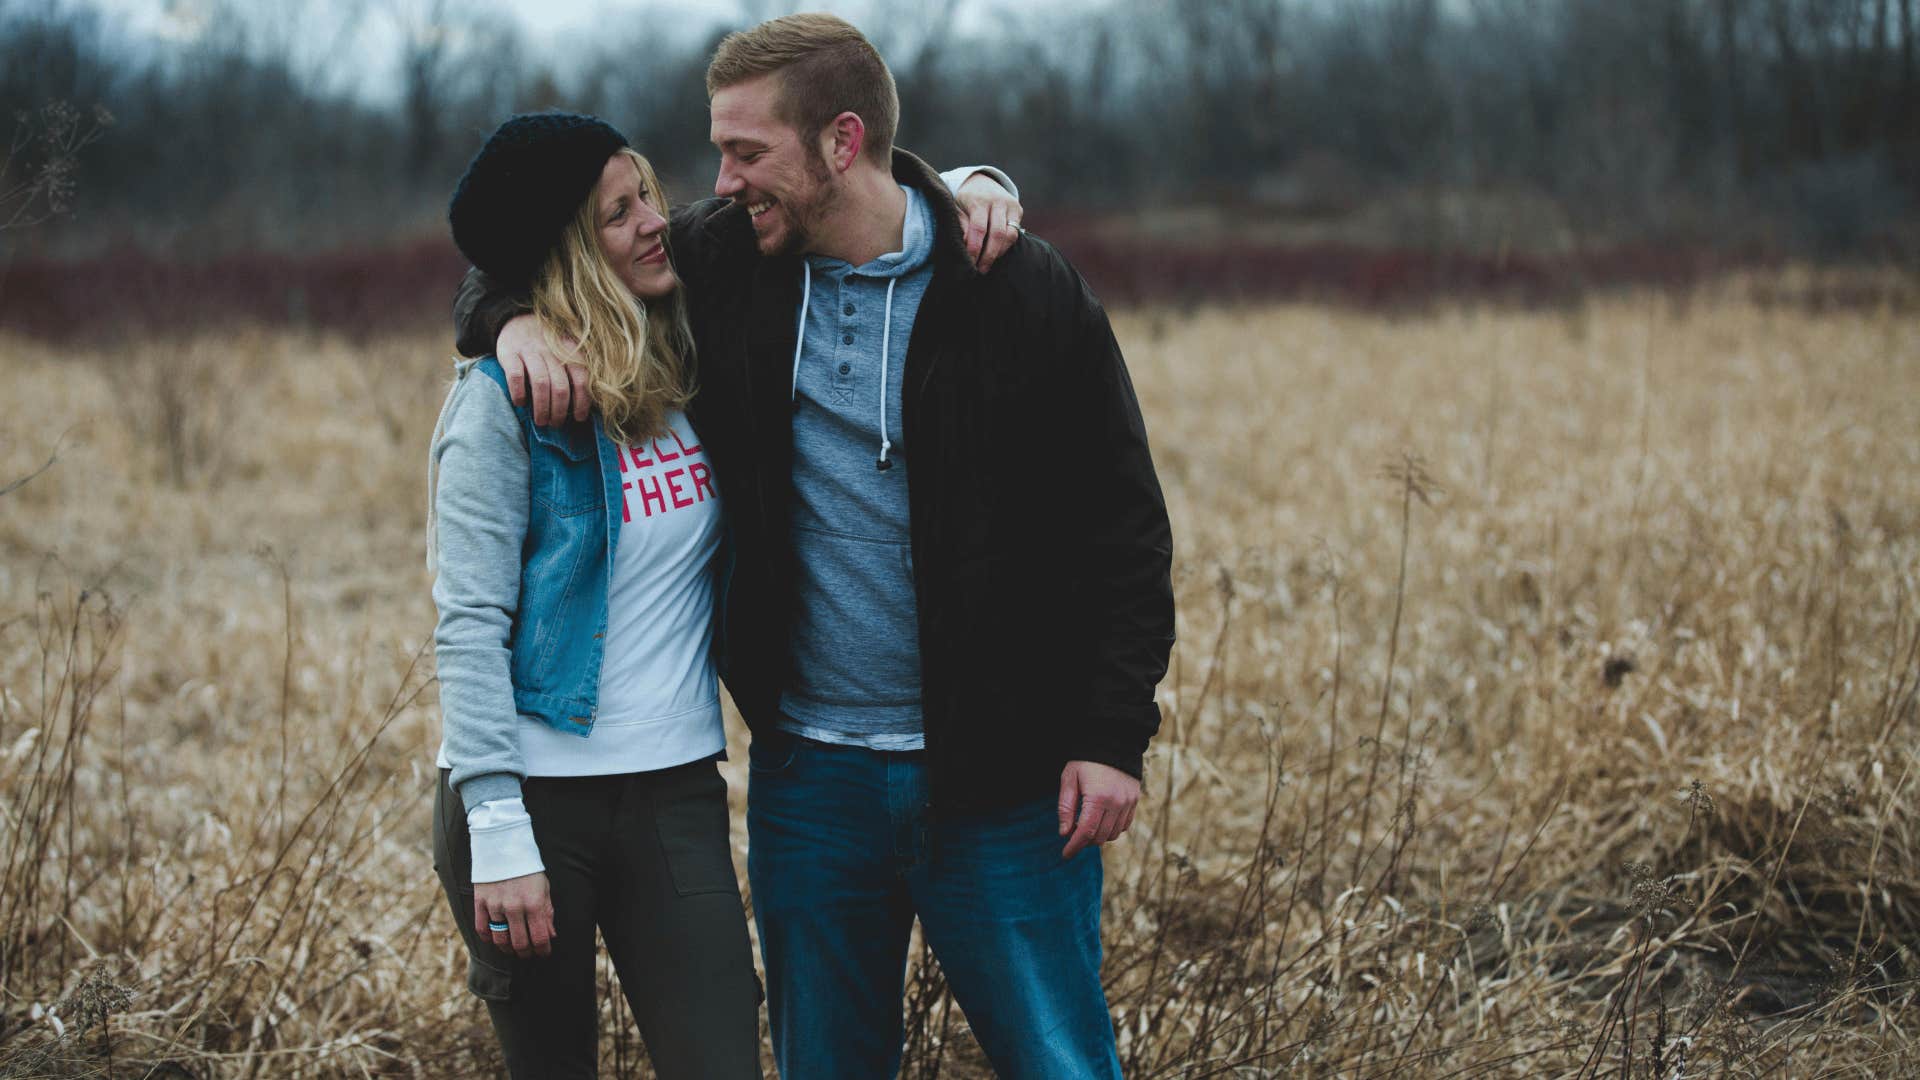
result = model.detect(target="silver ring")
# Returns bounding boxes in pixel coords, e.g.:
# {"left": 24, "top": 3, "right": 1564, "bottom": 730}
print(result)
{"left": 488, "top": 920, "right": 510, "bottom": 933}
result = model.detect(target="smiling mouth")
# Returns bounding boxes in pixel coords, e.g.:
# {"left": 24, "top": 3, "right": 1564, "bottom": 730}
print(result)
{"left": 637, "top": 245, "right": 667, "bottom": 265}
{"left": 746, "top": 198, "right": 776, "bottom": 220}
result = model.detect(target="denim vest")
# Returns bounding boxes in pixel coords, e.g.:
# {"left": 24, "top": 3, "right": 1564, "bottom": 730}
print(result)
{"left": 469, "top": 357, "right": 623, "bottom": 735}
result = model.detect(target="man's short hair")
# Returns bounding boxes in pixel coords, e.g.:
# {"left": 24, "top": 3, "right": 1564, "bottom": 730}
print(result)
{"left": 706, "top": 13, "right": 899, "bottom": 166}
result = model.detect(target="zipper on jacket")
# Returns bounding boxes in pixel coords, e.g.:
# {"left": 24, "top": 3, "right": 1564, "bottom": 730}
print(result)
{"left": 586, "top": 412, "right": 618, "bottom": 733}
{"left": 902, "top": 281, "right": 949, "bottom": 816}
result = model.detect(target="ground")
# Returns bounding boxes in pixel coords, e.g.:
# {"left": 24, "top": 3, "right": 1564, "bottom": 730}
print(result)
{"left": 1, "top": 275, "right": 1916, "bottom": 1076}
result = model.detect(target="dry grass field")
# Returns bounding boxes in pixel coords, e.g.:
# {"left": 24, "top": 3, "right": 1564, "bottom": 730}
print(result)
{"left": 2, "top": 274, "right": 1917, "bottom": 1077}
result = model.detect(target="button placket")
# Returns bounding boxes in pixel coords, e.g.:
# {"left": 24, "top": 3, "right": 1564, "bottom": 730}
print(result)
{"left": 832, "top": 279, "right": 856, "bottom": 404}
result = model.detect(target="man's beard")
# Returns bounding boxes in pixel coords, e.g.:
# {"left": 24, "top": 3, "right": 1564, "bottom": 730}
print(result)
{"left": 767, "top": 144, "right": 840, "bottom": 257}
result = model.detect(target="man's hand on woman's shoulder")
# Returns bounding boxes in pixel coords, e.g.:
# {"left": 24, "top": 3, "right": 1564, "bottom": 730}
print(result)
{"left": 497, "top": 316, "right": 590, "bottom": 427}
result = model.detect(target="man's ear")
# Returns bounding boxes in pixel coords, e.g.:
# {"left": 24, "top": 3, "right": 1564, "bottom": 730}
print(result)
{"left": 824, "top": 111, "right": 866, "bottom": 173}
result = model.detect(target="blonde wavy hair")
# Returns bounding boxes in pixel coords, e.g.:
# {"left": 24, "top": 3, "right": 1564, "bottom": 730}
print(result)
{"left": 530, "top": 148, "right": 695, "bottom": 445}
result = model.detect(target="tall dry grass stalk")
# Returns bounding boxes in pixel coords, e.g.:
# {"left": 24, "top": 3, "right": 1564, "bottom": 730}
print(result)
{"left": 1, "top": 274, "right": 1916, "bottom": 1076}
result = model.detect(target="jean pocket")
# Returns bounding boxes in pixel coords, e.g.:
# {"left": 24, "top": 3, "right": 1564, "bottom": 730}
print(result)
{"left": 466, "top": 950, "right": 513, "bottom": 1002}
{"left": 432, "top": 771, "right": 466, "bottom": 879}
{"left": 746, "top": 729, "right": 800, "bottom": 774}
{"left": 651, "top": 765, "right": 741, "bottom": 897}
{"left": 442, "top": 878, "right": 515, "bottom": 1003}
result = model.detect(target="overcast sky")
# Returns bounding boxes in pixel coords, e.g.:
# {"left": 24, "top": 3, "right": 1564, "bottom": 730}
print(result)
{"left": 84, "top": 0, "right": 738, "bottom": 43}
{"left": 70, "top": 0, "right": 1104, "bottom": 103}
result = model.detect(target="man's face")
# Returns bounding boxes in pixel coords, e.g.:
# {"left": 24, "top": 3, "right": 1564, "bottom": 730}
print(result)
{"left": 710, "top": 73, "right": 835, "bottom": 257}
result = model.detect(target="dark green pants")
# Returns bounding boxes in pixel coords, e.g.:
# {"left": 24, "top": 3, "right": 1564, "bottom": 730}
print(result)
{"left": 433, "top": 762, "right": 763, "bottom": 1078}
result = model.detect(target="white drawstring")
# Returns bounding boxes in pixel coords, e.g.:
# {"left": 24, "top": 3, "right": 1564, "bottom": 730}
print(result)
{"left": 876, "top": 278, "right": 897, "bottom": 471}
{"left": 789, "top": 262, "right": 901, "bottom": 473}
{"left": 789, "top": 262, "right": 812, "bottom": 402}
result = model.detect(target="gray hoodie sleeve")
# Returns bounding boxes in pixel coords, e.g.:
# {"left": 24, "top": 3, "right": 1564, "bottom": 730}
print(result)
{"left": 429, "top": 367, "right": 531, "bottom": 809}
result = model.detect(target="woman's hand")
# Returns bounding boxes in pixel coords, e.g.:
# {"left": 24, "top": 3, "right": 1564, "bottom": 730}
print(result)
{"left": 954, "top": 172, "right": 1025, "bottom": 272}
{"left": 474, "top": 872, "right": 557, "bottom": 959}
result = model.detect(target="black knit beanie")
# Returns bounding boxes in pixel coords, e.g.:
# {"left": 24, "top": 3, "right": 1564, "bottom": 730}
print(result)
{"left": 448, "top": 112, "right": 630, "bottom": 287}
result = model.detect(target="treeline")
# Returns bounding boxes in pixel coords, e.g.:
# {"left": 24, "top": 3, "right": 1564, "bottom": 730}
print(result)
{"left": 2, "top": 0, "right": 1916, "bottom": 260}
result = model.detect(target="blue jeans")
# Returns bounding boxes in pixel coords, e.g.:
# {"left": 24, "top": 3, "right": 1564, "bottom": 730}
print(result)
{"left": 746, "top": 729, "right": 1121, "bottom": 1079}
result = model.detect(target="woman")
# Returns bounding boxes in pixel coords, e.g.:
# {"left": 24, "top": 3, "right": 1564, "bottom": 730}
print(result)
{"left": 427, "top": 112, "right": 1021, "bottom": 1077}
{"left": 429, "top": 112, "right": 758, "bottom": 1078}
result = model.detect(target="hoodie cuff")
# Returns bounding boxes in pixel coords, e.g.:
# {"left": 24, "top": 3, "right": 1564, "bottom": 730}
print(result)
{"left": 456, "top": 771, "right": 523, "bottom": 810}
{"left": 467, "top": 797, "right": 545, "bottom": 884}
{"left": 938, "top": 165, "right": 1019, "bottom": 202}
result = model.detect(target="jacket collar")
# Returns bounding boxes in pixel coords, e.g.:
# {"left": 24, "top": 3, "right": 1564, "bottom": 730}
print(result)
{"left": 890, "top": 148, "right": 980, "bottom": 280}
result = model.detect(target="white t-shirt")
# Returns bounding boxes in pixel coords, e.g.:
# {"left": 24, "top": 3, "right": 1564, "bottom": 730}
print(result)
{"left": 459, "top": 409, "right": 725, "bottom": 882}
{"left": 522, "top": 409, "right": 724, "bottom": 774}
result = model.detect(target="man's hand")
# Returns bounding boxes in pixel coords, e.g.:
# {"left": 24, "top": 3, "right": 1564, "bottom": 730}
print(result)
{"left": 497, "top": 314, "right": 590, "bottom": 427}
{"left": 474, "top": 871, "right": 557, "bottom": 960}
{"left": 955, "top": 172, "right": 1024, "bottom": 273}
{"left": 1057, "top": 760, "right": 1140, "bottom": 859}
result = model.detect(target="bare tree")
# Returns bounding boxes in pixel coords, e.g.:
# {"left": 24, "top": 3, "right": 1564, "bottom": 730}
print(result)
{"left": 1906, "top": 0, "right": 1917, "bottom": 91}
{"left": 1, "top": 0, "right": 1915, "bottom": 264}
{"left": 256, "top": 0, "right": 372, "bottom": 103}
{"left": 393, "top": 0, "right": 455, "bottom": 181}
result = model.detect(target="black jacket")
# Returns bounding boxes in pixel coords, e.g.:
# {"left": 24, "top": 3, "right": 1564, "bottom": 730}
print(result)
{"left": 455, "top": 150, "right": 1174, "bottom": 811}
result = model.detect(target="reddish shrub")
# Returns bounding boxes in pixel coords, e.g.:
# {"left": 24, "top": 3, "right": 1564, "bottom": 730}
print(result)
{"left": 0, "top": 223, "right": 1835, "bottom": 345}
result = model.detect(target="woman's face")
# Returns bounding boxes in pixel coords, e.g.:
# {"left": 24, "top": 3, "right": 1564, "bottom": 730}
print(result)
{"left": 594, "top": 154, "right": 677, "bottom": 301}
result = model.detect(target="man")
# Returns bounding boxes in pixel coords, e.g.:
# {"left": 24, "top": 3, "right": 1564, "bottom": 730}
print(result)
{"left": 456, "top": 15, "right": 1173, "bottom": 1077}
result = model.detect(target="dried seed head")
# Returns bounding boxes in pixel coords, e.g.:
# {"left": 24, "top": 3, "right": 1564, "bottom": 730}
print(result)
{"left": 1681, "top": 779, "right": 1715, "bottom": 815}
{"left": 1623, "top": 861, "right": 1678, "bottom": 921}
{"left": 57, "top": 964, "right": 134, "bottom": 1034}
{"left": 1466, "top": 902, "right": 1496, "bottom": 934}
{"left": 1380, "top": 452, "right": 1443, "bottom": 506}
